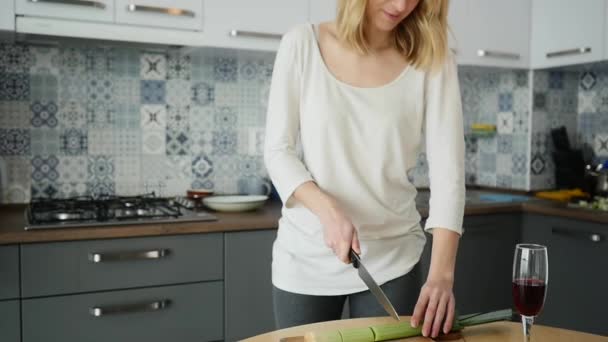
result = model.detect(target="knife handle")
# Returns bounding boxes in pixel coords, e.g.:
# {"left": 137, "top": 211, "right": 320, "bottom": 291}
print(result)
{"left": 350, "top": 249, "right": 360, "bottom": 269}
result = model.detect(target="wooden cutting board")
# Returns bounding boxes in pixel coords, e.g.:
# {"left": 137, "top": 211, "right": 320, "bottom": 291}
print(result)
{"left": 242, "top": 316, "right": 607, "bottom": 342}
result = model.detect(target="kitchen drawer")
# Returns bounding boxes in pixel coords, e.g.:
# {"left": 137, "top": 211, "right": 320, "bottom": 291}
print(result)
{"left": 16, "top": 0, "right": 115, "bottom": 23}
{"left": 22, "top": 281, "right": 223, "bottom": 342}
{"left": 0, "top": 300, "right": 21, "bottom": 342}
{"left": 0, "top": 245, "right": 20, "bottom": 300}
{"left": 21, "top": 233, "right": 223, "bottom": 297}
{"left": 115, "top": 0, "right": 203, "bottom": 31}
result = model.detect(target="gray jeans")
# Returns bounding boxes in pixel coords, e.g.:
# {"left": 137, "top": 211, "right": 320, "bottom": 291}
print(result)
{"left": 272, "top": 264, "right": 421, "bottom": 329}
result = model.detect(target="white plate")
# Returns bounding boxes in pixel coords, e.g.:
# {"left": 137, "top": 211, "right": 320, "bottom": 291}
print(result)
{"left": 202, "top": 195, "right": 268, "bottom": 212}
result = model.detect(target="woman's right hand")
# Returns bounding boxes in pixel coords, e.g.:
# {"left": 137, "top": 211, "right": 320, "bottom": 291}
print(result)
{"left": 318, "top": 200, "right": 361, "bottom": 264}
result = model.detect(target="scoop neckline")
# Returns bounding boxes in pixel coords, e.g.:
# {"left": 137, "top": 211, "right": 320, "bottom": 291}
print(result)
{"left": 308, "top": 23, "right": 411, "bottom": 91}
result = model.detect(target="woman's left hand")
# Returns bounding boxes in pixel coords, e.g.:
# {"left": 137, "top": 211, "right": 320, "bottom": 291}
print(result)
{"left": 411, "top": 275, "right": 456, "bottom": 338}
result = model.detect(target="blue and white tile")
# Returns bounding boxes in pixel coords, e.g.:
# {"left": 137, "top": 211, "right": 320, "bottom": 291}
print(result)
{"left": 88, "top": 128, "right": 115, "bottom": 155}
{"left": 87, "top": 155, "right": 114, "bottom": 183}
{"left": 141, "top": 156, "right": 168, "bottom": 182}
{"left": 114, "top": 103, "right": 140, "bottom": 129}
{"left": 190, "top": 106, "right": 215, "bottom": 131}
{"left": 548, "top": 71, "right": 564, "bottom": 90}
{"left": 29, "top": 74, "right": 58, "bottom": 101}
{"left": 166, "top": 79, "right": 192, "bottom": 106}
{"left": 497, "top": 112, "right": 514, "bottom": 134}
{"left": 57, "top": 182, "right": 87, "bottom": 198}
{"left": 164, "top": 178, "right": 191, "bottom": 196}
{"left": 477, "top": 173, "right": 497, "bottom": 187}
{"left": 31, "top": 155, "right": 59, "bottom": 183}
{"left": 166, "top": 104, "right": 191, "bottom": 130}
{"left": 0, "top": 129, "right": 30, "bottom": 156}
{"left": 140, "top": 105, "right": 167, "bottom": 130}
{"left": 142, "top": 129, "right": 165, "bottom": 155}
{"left": 140, "top": 80, "right": 166, "bottom": 104}
{"left": 58, "top": 47, "right": 86, "bottom": 76}
{"left": 192, "top": 155, "right": 214, "bottom": 180}
{"left": 30, "top": 100, "right": 59, "bottom": 128}
{"left": 0, "top": 101, "right": 31, "bottom": 128}
{"left": 580, "top": 71, "right": 597, "bottom": 91}
{"left": 598, "top": 87, "right": 608, "bottom": 113}
{"left": 86, "top": 77, "right": 115, "bottom": 104}
{"left": 112, "top": 48, "right": 139, "bottom": 78}
{"left": 496, "top": 174, "right": 512, "bottom": 188}
{"left": 530, "top": 153, "right": 547, "bottom": 176}
{"left": 214, "top": 83, "right": 239, "bottom": 107}
{"left": 82, "top": 47, "right": 114, "bottom": 74}
{"left": 58, "top": 75, "right": 87, "bottom": 103}
{"left": 140, "top": 53, "right": 167, "bottom": 80}
{"left": 113, "top": 129, "right": 141, "bottom": 155}
{"left": 511, "top": 154, "right": 528, "bottom": 175}
{"left": 57, "top": 156, "right": 87, "bottom": 184}
{"left": 30, "top": 128, "right": 59, "bottom": 155}
{"left": 496, "top": 153, "right": 512, "bottom": 176}
{"left": 496, "top": 135, "right": 513, "bottom": 154}
{"left": 214, "top": 56, "right": 238, "bottom": 82}
{"left": 86, "top": 101, "right": 116, "bottom": 128}
{"left": 478, "top": 152, "right": 496, "bottom": 173}
{"left": 237, "top": 155, "right": 263, "bottom": 176}
{"left": 511, "top": 176, "right": 527, "bottom": 190}
{"left": 512, "top": 110, "right": 529, "bottom": 134}
{"left": 260, "top": 83, "right": 270, "bottom": 108}
{"left": 166, "top": 129, "right": 190, "bottom": 156}
{"left": 114, "top": 181, "right": 143, "bottom": 196}
{"left": 167, "top": 52, "right": 191, "bottom": 80}
{"left": 212, "top": 129, "right": 238, "bottom": 156}
{"left": 238, "top": 127, "right": 265, "bottom": 156}
{"left": 113, "top": 78, "right": 140, "bottom": 104}
{"left": 114, "top": 155, "right": 141, "bottom": 185}
{"left": 60, "top": 129, "right": 87, "bottom": 156}
{"left": 594, "top": 134, "right": 608, "bottom": 157}
{"left": 0, "top": 157, "right": 31, "bottom": 202}
{"left": 0, "top": 73, "right": 30, "bottom": 101}
{"left": 191, "top": 130, "right": 213, "bottom": 155}
{"left": 166, "top": 156, "right": 193, "bottom": 180}
{"left": 191, "top": 82, "right": 215, "bottom": 106}
{"left": 533, "top": 71, "right": 549, "bottom": 92}
{"left": 498, "top": 93, "right": 513, "bottom": 112}
{"left": 58, "top": 100, "right": 86, "bottom": 129}
{"left": 478, "top": 137, "right": 497, "bottom": 154}
{"left": 31, "top": 181, "right": 60, "bottom": 199}
{"left": 87, "top": 181, "right": 115, "bottom": 197}
{"left": 0, "top": 45, "right": 34, "bottom": 73}
{"left": 214, "top": 106, "right": 238, "bottom": 128}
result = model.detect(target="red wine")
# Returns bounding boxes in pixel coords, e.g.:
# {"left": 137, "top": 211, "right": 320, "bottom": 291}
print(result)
{"left": 512, "top": 278, "right": 546, "bottom": 316}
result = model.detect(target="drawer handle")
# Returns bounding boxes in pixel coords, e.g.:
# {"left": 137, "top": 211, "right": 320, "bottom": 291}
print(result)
{"left": 552, "top": 228, "right": 604, "bottom": 243}
{"left": 477, "top": 49, "right": 520, "bottom": 60}
{"left": 127, "top": 4, "right": 195, "bottom": 18}
{"left": 29, "top": 0, "right": 106, "bottom": 9}
{"left": 90, "top": 299, "right": 171, "bottom": 317}
{"left": 89, "top": 249, "right": 170, "bottom": 263}
{"left": 229, "top": 30, "right": 283, "bottom": 40}
{"left": 546, "top": 47, "right": 591, "bottom": 59}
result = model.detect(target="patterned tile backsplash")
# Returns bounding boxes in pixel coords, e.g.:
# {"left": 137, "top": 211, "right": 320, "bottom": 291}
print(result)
{"left": 1, "top": 41, "right": 608, "bottom": 203}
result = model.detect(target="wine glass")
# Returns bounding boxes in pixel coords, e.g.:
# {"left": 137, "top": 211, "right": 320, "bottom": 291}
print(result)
{"left": 512, "top": 244, "right": 548, "bottom": 342}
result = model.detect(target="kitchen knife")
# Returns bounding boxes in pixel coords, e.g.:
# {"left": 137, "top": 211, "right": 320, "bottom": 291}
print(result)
{"left": 350, "top": 249, "right": 400, "bottom": 321}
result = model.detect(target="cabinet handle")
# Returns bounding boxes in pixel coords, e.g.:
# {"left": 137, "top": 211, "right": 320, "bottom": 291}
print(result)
{"left": 28, "top": 0, "right": 106, "bottom": 9}
{"left": 229, "top": 30, "right": 283, "bottom": 40}
{"left": 127, "top": 4, "right": 195, "bottom": 18}
{"left": 546, "top": 47, "right": 591, "bottom": 59}
{"left": 90, "top": 299, "right": 171, "bottom": 317}
{"left": 88, "top": 248, "right": 170, "bottom": 263}
{"left": 552, "top": 228, "right": 604, "bottom": 243}
{"left": 477, "top": 49, "right": 520, "bottom": 60}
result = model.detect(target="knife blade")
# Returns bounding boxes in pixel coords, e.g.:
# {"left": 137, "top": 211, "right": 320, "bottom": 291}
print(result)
{"left": 350, "top": 249, "right": 400, "bottom": 321}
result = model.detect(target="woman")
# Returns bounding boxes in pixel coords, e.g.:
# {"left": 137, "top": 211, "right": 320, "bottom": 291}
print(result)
{"left": 264, "top": 0, "right": 464, "bottom": 339}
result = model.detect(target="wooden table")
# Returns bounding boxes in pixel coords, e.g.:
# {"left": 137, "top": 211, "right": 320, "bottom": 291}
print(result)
{"left": 243, "top": 316, "right": 607, "bottom": 342}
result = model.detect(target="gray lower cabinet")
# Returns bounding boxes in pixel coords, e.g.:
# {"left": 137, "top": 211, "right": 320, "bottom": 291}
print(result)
{"left": 21, "top": 233, "right": 223, "bottom": 297}
{"left": 0, "top": 245, "right": 20, "bottom": 300}
{"left": 22, "top": 281, "right": 224, "bottom": 342}
{"left": 420, "top": 214, "right": 521, "bottom": 315}
{"left": 0, "top": 300, "right": 21, "bottom": 342}
{"left": 225, "top": 229, "right": 277, "bottom": 341}
{"left": 522, "top": 214, "right": 607, "bottom": 336}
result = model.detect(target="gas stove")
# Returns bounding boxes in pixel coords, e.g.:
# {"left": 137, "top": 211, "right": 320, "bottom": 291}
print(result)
{"left": 25, "top": 193, "right": 217, "bottom": 230}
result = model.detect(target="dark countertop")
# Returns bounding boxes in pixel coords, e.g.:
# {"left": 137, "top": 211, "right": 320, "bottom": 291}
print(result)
{"left": 0, "top": 190, "right": 605, "bottom": 245}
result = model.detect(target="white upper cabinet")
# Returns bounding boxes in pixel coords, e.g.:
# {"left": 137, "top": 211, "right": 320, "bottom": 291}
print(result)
{"left": 455, "top": 0, "right": 530, "bottom": 68}
{"left": 309, "top": 0, "right": 337, "bottom": 24}
{"left": 605, "top": 0, "right": 608, "bottom": 60}
{"left": 0, "top": 0, "right": 14, "bottom": 31}
{"left": 15, "top": 0, "right": 115, "bottom": 23}
{"left": 447, "top": 0, "right": 469, "bottom": 60}
{"left": 531, "top": 0, "right": 605, "bottom": 69}
{"left": 115, "top": 0, "right": 203, "bottom": 31}
{"left": 203, "top": 0, "right": 309, "bottom": 51}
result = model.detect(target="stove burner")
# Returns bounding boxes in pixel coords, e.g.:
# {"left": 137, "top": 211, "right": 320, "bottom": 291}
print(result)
{"left": 53, "top": 212, "right": 84, "bottom": 221}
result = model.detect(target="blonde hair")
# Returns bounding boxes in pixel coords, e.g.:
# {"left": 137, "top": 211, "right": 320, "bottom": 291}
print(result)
{"left": 336, "top": 0, "right": 449, "bottom": 72}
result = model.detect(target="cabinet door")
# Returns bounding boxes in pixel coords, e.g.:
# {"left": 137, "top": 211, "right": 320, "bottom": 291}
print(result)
{"left": 447, "top": 0, "right": 469, "bottom": 60}
{"left": 522, "top": 215, "right": 607, "bottom": 336}
{"left": 203, "top": 0, "right": 309, "bottom": 51}
{"left": 16, "top": 0, "right": 115, "bottom": 23}
{"left": 22, "top": 282, "right": 223, "bottom": 342}
{"left": 0, "top": 245, "right": 20, "bottom": 300}
{"left": 115, "top": 0, "right": 203, "bottom": 31}
{"left": 531, "top": 0, "right": 605, "bottom": 68}
{"left": 459, "top": 0, "right": 530, "bottom": 68}
{"left": 420, "top": 214, "right": 521, "bottom": 315}
{"left": 309, "top": 0, "right": 337, "bottom": 24}
{"left": 0, "top": 0, "right": 14, "bottom": 31}
{"left": 605, "top": 0, "right": 608, "bottom": 60}
{"left": 225, "top": 229, "right": 277, "bottom": 341}
{"left": 0, "top": 300, "right": 20, "bottom": 342}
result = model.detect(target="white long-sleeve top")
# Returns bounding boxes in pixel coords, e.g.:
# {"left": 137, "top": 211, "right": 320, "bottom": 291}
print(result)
{"left": 264, "top": 24, "right": 465, "bottom": 295}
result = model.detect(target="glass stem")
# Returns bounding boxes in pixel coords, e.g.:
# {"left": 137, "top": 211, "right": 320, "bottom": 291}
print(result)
{"left": 522, "top": 315, "right": 534, "bottom": 342}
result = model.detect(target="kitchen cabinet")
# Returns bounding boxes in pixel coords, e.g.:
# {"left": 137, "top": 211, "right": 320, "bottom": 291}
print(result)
{"left": 22, "top": 282, "right": 223, "bottom": 342}
{"left": 115, "top": 0, "right": 203, "bottom": 31}
{"left": 16, "top": 0, "right": 115, "bottom": 23}
{"left": 309, "top": 0, "right": 337, "bottom": 24}
{"left": 21, "top": 233, "right": 223, "bottom": 297}
{"left": 203, "top": 0, "right": 309, "bottom": 51}
{"left": 0, "top": 300, "right": 20, "bottom": 342}
{"left": 447, "top": 0, "right": 468, "bottom": 59}
{"left": 456, "top": 0, "right": 530, "bottom": 68}
{"left": 0, "top": 245, "right": 20, "bottom": 300}
{"left": 225, "top": 229, "right": 277, "bottom": 341}
{"left": 0, "top": 0, "right": 14, "bottom": 31}
{"left": 531, "top": 0, "right": 605, "bottom": 69}
{"left": 420, "top": 214, "right": 522, "bottom": 315}
{"left": 605, "top": 1, "right": 608, "bottom": 60}
{"left": 522, "top": 214, "right": 607, "bottom": 336}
